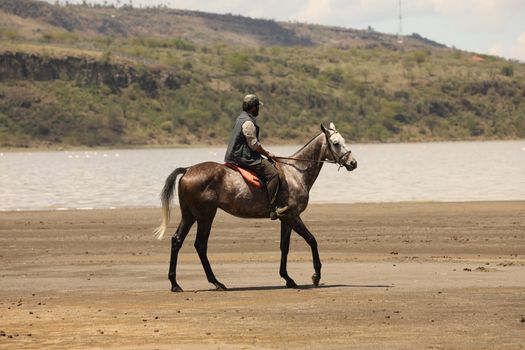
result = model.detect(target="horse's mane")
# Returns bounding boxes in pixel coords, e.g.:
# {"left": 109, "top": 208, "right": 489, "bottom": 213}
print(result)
{"left": 291, "top": 132, "right": 323, "bottom": 157}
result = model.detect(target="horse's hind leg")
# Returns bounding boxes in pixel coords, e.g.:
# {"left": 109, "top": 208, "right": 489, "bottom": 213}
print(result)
{"left": 194, "top": 209, "right": 227, "bottom": 291}
{"left": 279, "top": 222, "right": 298, "bottom": 288}
{"left": 285, "top": 216, "right": 322, "bottom": 287}
{"left": 169, "top": 209, "right": 195, "bottom": 292}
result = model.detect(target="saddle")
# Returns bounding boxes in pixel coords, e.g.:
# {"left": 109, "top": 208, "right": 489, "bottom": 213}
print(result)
{"left": 224, "top": 163, "right": 263, "bottom": 188}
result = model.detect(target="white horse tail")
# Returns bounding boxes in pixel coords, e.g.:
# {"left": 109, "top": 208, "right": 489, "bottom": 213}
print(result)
{"left": 153, "top": 167, "right": 188, "bottom": 240}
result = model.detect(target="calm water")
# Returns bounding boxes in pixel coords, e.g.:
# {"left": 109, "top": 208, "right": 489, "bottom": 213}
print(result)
{"left": 1, "top": 141, "right": 524, "bottom": 211}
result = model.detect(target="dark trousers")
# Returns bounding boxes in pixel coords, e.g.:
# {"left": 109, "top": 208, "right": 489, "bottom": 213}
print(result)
{"left": 249, "top": 159, "right": 280, "bottom": 208}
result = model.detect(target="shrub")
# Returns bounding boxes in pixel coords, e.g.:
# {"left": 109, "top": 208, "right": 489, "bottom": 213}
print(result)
{"left": 226, "top": 53, "right": 251, "bottom": 74}
{"left": 500, "top": 64, "right": 514, "bottom": 77}
{"left": 365, "top": 124, "right": 390, "bottom": 141}
{"left": 411, "top": 50, "right": 429, "bottom": 65}
{"left": 160, "top": 120, "right": 173, "bottom": 132}
{"left": 322, "top": 66, "right": 344, "bottom": 83}
{"left": 93, "top": 35, "right": 114, "bottom": 48}
{"left": 41, "top": 31, "right": 79, "bottom": 43}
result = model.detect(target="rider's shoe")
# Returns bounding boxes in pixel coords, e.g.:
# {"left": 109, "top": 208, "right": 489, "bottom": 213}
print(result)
{"left": 270, "top": 205, "right": 290, "bottom": 220}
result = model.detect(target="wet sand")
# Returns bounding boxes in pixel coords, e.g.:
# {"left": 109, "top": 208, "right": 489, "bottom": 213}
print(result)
{"left": 1, "top": 202, "right": 524, "bottom": 349}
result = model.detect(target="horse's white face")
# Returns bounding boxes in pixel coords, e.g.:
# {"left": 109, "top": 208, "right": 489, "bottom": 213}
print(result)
{"left": 323, "top": 122, "right": 357, "bottom": 171}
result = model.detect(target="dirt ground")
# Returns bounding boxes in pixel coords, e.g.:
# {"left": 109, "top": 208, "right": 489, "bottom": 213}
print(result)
{"left": 1, "top": 202, "right": 524, "bottom": 349}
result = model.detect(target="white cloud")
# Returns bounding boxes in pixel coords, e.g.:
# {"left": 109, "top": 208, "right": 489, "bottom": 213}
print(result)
{"left": 509, "top": 32, "right": 525, "bottom": 62}
{"left": 295, "top": 0, "right": 333, "bottom": 23}
{"left": 487, "top": 33, "right": 525, "bottom": 61}
{"left": 290, "top": 0, "right": 523, "bottom": 24}
{"left": 292, "top": 0, "right": 396, "bottom": 28}
{"left": 488, "top": 43, "right": 504, "bottom": 57}
{"left": 419, "top": 0, "right": 522, "bottom": 17}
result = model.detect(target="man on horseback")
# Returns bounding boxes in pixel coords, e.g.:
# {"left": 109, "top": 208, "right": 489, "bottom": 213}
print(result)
{"left": 156, "top": 117, "right": 357, "bottom": 291}
{"left": 224, "top": 94, "right": 288, "bottom": 220}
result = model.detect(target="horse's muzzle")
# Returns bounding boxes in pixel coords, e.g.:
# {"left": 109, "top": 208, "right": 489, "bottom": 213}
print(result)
{"left": 345, "top": 160, "right": 357, "bottom": 171}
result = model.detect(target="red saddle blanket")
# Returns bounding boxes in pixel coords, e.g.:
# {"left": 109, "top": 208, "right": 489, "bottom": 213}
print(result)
{"left": 224, "top": 163, "right": 262, "bottom": 188}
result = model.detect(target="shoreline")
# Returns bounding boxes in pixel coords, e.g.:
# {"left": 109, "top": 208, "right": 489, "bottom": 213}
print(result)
{"left": 1, "top": 199, "right": 524, "bottom": 214}
{"left": 1, "top": 137, "right": 524, "bottom": 153}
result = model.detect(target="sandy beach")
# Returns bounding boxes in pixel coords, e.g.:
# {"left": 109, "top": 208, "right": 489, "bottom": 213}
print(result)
{"left": 1, "top": 201, "right": 524, "bottom": 349}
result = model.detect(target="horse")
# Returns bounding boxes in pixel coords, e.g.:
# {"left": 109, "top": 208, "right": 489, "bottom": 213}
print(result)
{"left": 153, "top": 122, "right": 357, "bottom": 292}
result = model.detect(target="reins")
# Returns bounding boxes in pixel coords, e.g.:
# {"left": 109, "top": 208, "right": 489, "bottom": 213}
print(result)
{"left": 274, "top": 156, "right": 337, "bottom": 164}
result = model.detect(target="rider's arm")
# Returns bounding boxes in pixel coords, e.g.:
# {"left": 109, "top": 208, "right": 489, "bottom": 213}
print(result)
{"left": 242, "top": 121, "right": 275, "bottom": 159}
{"left": 254, "top": 144, "right": 275, "bottom": 159}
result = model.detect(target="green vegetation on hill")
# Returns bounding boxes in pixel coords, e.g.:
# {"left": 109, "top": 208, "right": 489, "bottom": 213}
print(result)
{"left": 0, "top": 0, "right": 524, "bottom": 148}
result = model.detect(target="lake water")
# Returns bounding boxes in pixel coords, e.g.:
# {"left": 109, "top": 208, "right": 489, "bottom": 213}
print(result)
{"left": 1, "top": 140, "right": 524, "bottom": 211}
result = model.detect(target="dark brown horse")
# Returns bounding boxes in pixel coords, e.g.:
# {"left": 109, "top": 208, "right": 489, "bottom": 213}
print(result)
{"left": 154, "top": 123, "right": 357, "bottom": 292}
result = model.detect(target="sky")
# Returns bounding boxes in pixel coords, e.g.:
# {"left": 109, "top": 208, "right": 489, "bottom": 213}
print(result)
{"left": 47, "top": 0, "right": 525, "bottom": 62}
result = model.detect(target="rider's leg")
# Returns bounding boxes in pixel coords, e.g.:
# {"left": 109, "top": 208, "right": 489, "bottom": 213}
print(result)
{"left": 249, "top": 159, "right": 283, "bottom": 217}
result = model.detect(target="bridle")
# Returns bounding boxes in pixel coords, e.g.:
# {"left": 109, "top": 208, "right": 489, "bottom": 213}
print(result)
{"left": 324, "top": 130, "right": 352, "bottom": 170}
{"left": 274, "top": 130, "right": 351, "bottom": 170}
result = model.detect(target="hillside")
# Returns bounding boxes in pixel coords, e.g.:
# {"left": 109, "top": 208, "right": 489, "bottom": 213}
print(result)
{"left": 0, "top": 0, "right": 524, "bottom": 148}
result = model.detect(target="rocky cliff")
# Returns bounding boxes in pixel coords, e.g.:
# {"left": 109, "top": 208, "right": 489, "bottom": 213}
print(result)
{"left": 0, "top": 51, "right": 190, "bottom": 96}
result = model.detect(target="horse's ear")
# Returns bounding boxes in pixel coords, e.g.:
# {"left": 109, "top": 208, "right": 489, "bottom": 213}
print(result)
{"left": 329, "top": 122, "right": 336, "bottom": 131}
{"left": 320, "top": 124, "right": 327, "bottom": 133}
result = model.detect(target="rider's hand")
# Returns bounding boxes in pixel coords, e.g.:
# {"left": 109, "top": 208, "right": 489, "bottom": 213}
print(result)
{"left": 267, "top": 152, "right": 275, "bottom": 159}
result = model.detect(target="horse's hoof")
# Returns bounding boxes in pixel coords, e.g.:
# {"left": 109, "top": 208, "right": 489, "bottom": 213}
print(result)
{"left": 286, "top": 280, "right": 298, "bottom": 288}
{"left": 214, "top": 282, "right": 227, "bottom": 291}
{"left": 312, "top": 273, "right": 320, "bottom": 287}
{"left": 171, "top": 285, "right": 184, "bottom": 293}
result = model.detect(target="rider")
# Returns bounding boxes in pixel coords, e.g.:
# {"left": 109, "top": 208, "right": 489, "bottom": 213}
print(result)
{"left": 224, "top": 94, "right": 288, "bottom": 220}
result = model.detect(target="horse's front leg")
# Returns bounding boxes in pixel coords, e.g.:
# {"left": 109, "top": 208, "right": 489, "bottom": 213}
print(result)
{"left": 194, "top": 211, "right": 227, "bottom": 291}
{"left": 279, "top": 222, "right": 298, "bottom": 288}
{"left": 284, "top": 216, "right": 322, "bottom": 286}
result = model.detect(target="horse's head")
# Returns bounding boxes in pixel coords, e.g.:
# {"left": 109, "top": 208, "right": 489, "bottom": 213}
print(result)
{"left": 321, "top": 123, "right": 357, "bottom": 171}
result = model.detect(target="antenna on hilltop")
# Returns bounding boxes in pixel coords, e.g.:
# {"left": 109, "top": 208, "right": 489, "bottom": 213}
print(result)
{"left": 397, "top": 0, "right": 403, "bottom": 44}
